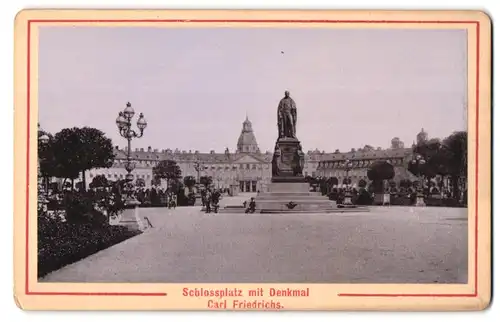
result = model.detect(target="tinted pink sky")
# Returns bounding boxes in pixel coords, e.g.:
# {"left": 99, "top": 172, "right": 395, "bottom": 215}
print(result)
{"left": 38, "top": 27, "right": 467, "bottom": 153}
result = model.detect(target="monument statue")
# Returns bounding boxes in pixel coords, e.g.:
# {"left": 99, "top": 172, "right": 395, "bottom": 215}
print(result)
{"left": 293, "top": 143, "right": 305, "bottom": 176}
{"left": 255, "top": 91, "right": 341, "bottom": 214}
{"left": 271, "top": 143, "right": 282, "bottom": 177}
{"left": 277, "top": 91, "right": 297, "bottom": 139}
{"left": 272, "top": 91, "right": 304, "bottom": 181}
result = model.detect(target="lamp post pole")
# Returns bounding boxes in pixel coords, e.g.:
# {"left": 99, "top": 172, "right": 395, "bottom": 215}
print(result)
{"left": 115, "top": 102, "right": 148, "bottom": 230}
{"left": 116, "top": 102, "right": 148, "bottom": 203}
{"left": 410, "top": 154, "right": 426, "bottom": 207}
{"left": 194, "top": 161, "right": 204, "bottom": 184}
{"left": 342, "top": 159, "right": 353, "bottom": 206}
{"left": 193, "top": 161, "right": 205, "bottom": 205}
{"left": 38, "top": 124, "right": 50, "bottom": 212}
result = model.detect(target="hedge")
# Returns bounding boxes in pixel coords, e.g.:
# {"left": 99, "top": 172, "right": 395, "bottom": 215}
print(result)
{"left": 38, "top": 214, "right": 140, "bottom": 278}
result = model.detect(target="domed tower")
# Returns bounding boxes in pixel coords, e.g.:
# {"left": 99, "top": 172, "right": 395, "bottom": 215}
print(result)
{"left": 236, "top": 115, "right": 260, "bottom": 153}
{"left": 417, "top": 128, "right": 428, "bottom": 144}
{"left": 391, "top": 137, "right": 404, "bottom": 149}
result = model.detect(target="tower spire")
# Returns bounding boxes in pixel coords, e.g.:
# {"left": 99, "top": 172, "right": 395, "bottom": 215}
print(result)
{"left": 237, "top": 114, "right": 260, "bottom": 153}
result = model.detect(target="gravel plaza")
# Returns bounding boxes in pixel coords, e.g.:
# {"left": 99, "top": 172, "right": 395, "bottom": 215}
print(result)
{"left": 40, "top": 200, "right": 468, "bottom": 284}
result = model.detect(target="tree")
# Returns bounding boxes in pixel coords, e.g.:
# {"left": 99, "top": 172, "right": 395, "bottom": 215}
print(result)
{"left": 151, "top": 176, "right": 161, "bottom": 187}
{"left": 38, "top": 130, "right": 56, "bottom": 179}
{"left": 183, "top": 176, "right": 197, "bottom": 191}
{"left": 135, "top": 177, "right": 146, "bottom": 188}
{"left": 43, "top": 127, "right": 114, "bottom": 190}
{"left": 441, "top": 131, "right": 467, "bottom": 201}
{"left": 200, "top": 175, "right": 213, "bottom": 188}
{"left": 170, "top": 180, "right": 184, "bottom": 194}
{"left": 153, "top": 160, "right": 182, "bottom": 190}
{"left": 367, "top": 161, "right": 395, "bottom": 193}
{"left": 89, "top": 174, "right": 108, "bottom": 189}
{"left": 363, "top": 145, "right": 374, "bottom": 151}
{"left": 327, "top": 177, "right": 339, "bottom": 186}
{"left": 388, "top": 180, "right": 397, "bottom": 192}
{"left": 358, "top": 179, "right": 367, "bottom": 188}
{"left": 399, "top": 179, "right": 412, "bottom": 189}
{"left": 411, "top": 138, "right": 449, "bottom": 183}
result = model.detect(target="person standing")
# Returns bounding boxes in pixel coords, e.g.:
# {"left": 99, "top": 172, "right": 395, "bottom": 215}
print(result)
{"left": 205, "top": 189, "right": 212, "bottom": 213}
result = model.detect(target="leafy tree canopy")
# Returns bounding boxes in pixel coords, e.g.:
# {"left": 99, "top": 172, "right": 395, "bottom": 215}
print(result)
{"left": 200, "top": 175, "right": 213, "bottom": 188}
{"left": 39, "top": 127, "right": 114, "bottom": 181}
{"left": 135, "top": 177, "right": 146, "bottom": 187}
{"left": 327, "top": 177, "right": 339, "bottom": 185}
{"left": 153, "top": 160, "right": 182, "bottom": 183}
{"left": 89, "top": 174, "right": 108, "bottom": 188}
{"left": 399, "top": 179, "right": 412, "bottom": 189}
{"left": 367, "top": 161, "right": 395, "bottom": 182}
{"left": 183, "top": 176, "right": 197, "bottom": 188}
{"left": 441, "top": 131, "right": 467, "bottom": 177}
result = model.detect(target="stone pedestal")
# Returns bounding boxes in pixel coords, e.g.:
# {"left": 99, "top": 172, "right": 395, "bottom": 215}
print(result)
{"left": 342, "top": 190, "right": 353, "bottom": 205}
{"left": 255, "top": 182, "right": 338, "bottom": 213}
{"left": 255, "top": 137, "right": 340, "bottom": 213}
{"left": 415, "top": 192, "right": 426, "bottom": 207}
{"left": 271, "top": 137, "right": 305, "bottom": 182}
{"left": 118, "top": 199, "right": 145, "bottom": 231}
{"left": 229, "top": 184, "right": 239, "bottom": 196}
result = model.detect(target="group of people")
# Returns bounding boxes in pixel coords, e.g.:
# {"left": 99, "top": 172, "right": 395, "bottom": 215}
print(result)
{"left": 243, "top": 197, "right": 257, "bottom": 213}
{"left": 201, "top": 188, "right": 223, "bottom": 213}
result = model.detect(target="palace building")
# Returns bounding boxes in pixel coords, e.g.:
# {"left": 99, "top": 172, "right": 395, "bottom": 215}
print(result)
{"left": 316, "top": 134, "right": 424, "bottom": 186}
{"left": 82, "top": 120, "right": 424, "bottom": 192}
{"left": 86, "top": 116, "right": 322, "bottom": 192}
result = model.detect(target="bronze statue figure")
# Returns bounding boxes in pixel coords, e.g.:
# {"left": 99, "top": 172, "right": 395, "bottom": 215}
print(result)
{"left": 277, "top": 90, "right": 297, "bottom": 139}
{"left": 271, "top": 143, "right": 282, "bottom": 176}
{"left": 292, "top": 143, "right": 305, "bottom": 176}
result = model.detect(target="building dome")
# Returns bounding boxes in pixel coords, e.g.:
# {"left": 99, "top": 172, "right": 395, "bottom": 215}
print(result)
{"left": 236, "top": 116, "right": 260, "bottom": 153}
{"left": 417, "top": 128, "right": 428, "bottom": 144}
{"left": 391, "top": 137, "right": 404, "bottom": 149}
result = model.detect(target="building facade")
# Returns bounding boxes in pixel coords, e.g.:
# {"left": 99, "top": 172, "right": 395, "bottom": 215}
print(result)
{"left": 316, "top": 131, "right": 429, "bottom": 186}
{"left": 85, "top": 121, "right": 424, "bottom": 192}
{"left": 86, "top": 116, "right": 322, "bottom": 192}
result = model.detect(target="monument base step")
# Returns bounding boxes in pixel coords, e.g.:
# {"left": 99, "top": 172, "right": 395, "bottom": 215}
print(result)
{"left": 219, "top": 205, "right": 247, "bottom": 213}
{"left": 260, "top": 207, "right": 370, "bottom": 214}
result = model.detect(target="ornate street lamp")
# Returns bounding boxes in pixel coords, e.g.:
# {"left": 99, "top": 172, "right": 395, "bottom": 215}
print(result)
{"left": 342, "top": 159, "right": 354, "bottom": 205}
{"left": 194, "top": 161, "right": 204, "bottom": 184}
{"left": 37, "top": 124, "right": 51, "bottom": 212}
{"left": 116, "top": 102, "right": 147, "bottom": 204}
{"left": 410, "top": 153, "right": 426, "bottom": 206}
{"left": 343, "top": 159, "right": 353, "bottom": 186}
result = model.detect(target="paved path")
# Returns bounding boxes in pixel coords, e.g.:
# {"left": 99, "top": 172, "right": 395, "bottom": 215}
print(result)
{"left": 41, "top": 204, "right": 468, "bottom": 283}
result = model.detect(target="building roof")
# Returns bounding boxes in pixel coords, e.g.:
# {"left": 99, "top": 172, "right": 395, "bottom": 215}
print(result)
{"left": 236, "top": 116, "right": 260, "bottom": 153}
{"left": 319, "top": 147, "right": 413, "bottom": 162}
{"left": 113, "top": 146, "right": 274, "bottom": 164}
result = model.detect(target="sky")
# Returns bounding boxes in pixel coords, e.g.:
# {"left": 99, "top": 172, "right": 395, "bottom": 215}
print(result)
{"left": 38, "top": 27, "right": 467, "bottom": 153}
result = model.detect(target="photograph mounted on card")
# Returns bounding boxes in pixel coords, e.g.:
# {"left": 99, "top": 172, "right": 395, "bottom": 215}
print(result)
{"left": 13, "top": 9, "right": 491, "bottom": 310}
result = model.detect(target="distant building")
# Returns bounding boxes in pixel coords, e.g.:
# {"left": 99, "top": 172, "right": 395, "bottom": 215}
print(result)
{"left": 47, "top": 120, "right": 422, "bottom": 192}
{"left": 86, "top": 116, "right": 322, "bottom": 192}
{"left": 316, "top": 134, "right": 422, "bottom": 186}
